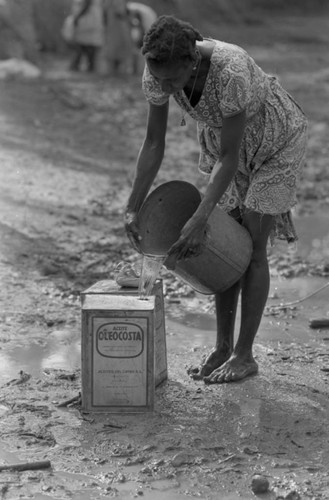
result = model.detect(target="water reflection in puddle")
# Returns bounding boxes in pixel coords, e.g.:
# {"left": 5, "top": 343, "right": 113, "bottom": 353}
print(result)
{"left": 0, "top": 329, "right": 81, "bottom": 382}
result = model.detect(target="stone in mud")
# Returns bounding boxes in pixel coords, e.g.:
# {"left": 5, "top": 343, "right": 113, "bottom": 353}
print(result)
{"left": 251, "top": 474, "right": 270, "bottom": 494}
{"left": 171, "top": 452, "right": 194, "bottom": 467}
{"left": 282, "top": 491, "right": 301, "bottom": 500}
{"left": 289, "top": 493, "right": 301, "bottom": 500}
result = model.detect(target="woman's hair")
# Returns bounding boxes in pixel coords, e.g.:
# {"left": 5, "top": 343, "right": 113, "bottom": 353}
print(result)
{"left": 142, "top": 15, "right": 203, "bottom": 65}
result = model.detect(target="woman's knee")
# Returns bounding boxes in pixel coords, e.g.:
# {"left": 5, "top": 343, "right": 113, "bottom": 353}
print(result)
{"left": 242, "top": 211, "right": 274, "bottom": 255}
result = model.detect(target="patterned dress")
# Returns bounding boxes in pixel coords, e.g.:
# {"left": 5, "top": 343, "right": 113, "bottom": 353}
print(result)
{"left": 142, "top": 40, "right": 308, "bottom": 242}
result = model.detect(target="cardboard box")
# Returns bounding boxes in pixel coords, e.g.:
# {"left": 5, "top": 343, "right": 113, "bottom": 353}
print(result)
{"left": 81, "top": 280, "right": 167, "bottom": 412}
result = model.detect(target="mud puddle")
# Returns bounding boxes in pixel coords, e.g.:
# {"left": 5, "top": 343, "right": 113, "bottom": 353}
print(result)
{"left": 0, "top": 328, "right": 81, "bottom": 381}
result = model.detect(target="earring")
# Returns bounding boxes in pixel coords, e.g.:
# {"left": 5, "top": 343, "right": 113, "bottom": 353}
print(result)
{"left": 192, "top": 49, "right": 200, "bottom": 70}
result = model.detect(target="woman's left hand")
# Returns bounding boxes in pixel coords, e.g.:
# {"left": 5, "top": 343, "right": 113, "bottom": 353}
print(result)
{"left": 165, "top": 215, "right": 208, "bottom": 270}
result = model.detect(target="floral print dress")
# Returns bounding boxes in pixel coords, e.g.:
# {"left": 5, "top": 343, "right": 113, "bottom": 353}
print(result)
{"left": 142, "top": 40, "right": 308, "bottom": 242}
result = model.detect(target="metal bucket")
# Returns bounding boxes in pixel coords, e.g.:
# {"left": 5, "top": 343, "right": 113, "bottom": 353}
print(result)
{"left": 137, "top": 181, "right": 253, "bottom": 294}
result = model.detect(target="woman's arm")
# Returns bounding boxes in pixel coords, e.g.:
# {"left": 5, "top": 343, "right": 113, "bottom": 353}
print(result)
{"left": 126, "top": 101, "right": 169, "bottom": 213}
{"left": 125, "top": 101, "right": 169, "bottom": 249}
{"left": 166, "top": 110, "right": 246, "bottom": 263}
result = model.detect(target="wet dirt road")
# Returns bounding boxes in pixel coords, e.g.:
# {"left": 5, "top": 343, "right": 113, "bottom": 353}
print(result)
{"left": 1, "top": 13, "right": 329, "bottom": 497}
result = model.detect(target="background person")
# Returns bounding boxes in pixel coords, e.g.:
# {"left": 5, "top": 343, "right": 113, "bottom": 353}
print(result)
{"left": 127, "top": 2, "right": 157, "bottom": 74}
{"left": 124, "top": 15, "right": 308, "bottom": 384}
{"left": 102, "top": 0, "right": 134, "bottom": 75}
{"left": 69, "top": 0, "right": 104, "bottom": 72}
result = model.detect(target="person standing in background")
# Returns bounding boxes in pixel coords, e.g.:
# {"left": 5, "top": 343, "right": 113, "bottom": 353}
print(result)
{"left": 102, "top": 0, "right": 134, "bottom": 75}
{"left": 69, "top": 0, "right": 104, "bottom": 72}
{"left": 127, "top": 2, "right": 157, "bottom": 74}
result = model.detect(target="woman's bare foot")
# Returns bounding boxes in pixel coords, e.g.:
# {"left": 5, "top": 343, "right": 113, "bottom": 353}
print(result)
{"left": 187, "top": 348, "right": 231, "bottom": 380}
{"left": 203, "top": 354, "right": 258, "bottom": 384}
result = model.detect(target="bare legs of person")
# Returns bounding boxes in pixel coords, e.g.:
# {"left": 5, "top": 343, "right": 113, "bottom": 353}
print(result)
{"left": 188, "top": 280, "right": 240, "bottom": 379}
{"left": 70, "top": 45, "right": 98, "bottom": 72}
{"left": 188, "top": 211, "right": 274, "bottom": 384}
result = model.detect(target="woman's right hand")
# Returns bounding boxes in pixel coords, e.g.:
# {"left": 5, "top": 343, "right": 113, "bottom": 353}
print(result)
{"left": 124, "top": 210, "right": 142, "bottom": 252}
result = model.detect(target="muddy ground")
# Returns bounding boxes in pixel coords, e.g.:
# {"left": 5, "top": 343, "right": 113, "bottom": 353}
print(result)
{"left": 0, "top": 12, "right": 329, "bottom": 500}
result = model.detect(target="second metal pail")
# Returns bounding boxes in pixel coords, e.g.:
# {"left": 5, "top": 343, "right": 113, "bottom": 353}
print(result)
{"left": 137, "top": 181, "right": 253, "bottom": 294}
